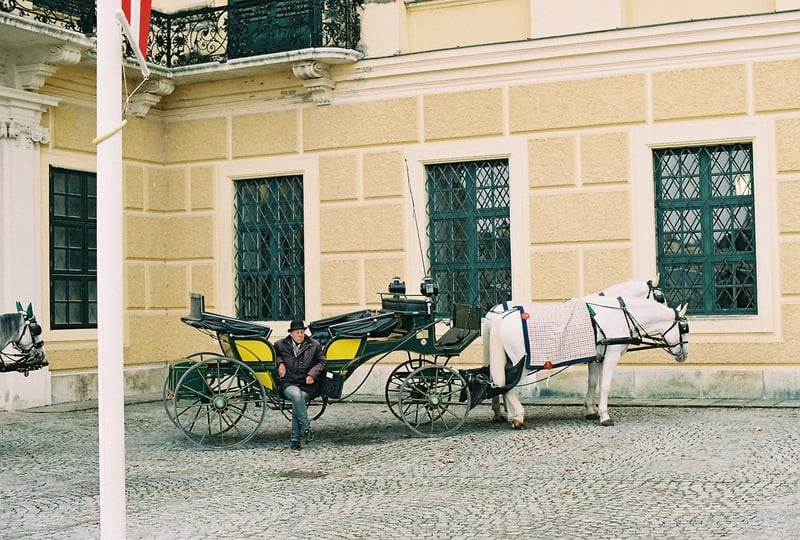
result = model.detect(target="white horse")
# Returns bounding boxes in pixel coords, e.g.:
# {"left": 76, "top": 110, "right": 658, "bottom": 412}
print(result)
{"left": 485, "top": 293, "right": 688, "bottom": 429}
{"left": 0, "top": 302, "right": 46, "bottom": 375}
{"left": 482, "top": 278, "right": 664, "bottom": 423}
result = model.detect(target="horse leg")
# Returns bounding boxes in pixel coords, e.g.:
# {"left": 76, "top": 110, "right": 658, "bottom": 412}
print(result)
{"left": 504, "top": 388, "right": 525, "bottom": 429}
{"left": 597, "top": 348, "right": 622, "bottom": 426}
{"left": 584, "top": 362, "right": 600, "bottom": 420}
{"left": 490, "top": 396, "right": 506, "bottom": 423}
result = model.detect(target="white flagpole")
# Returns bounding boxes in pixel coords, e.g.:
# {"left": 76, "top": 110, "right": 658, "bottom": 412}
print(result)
{"left": 96, "top": 0, "right": 127, "bottom": 536}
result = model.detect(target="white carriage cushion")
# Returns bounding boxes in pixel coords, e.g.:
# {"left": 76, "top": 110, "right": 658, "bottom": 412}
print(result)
{"left": 518, "top": 299, "right": 596, "bottom": 369}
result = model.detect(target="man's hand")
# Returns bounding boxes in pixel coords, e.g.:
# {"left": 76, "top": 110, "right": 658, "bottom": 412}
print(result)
{"left": 278, "top": 363, "right": 286, "bottom": 378}
{"left": 306, "top": 375, "right": 315, "bottom": 385}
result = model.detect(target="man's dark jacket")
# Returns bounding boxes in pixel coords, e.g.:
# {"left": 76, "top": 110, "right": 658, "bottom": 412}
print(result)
{"left": 274, "top": 334, "right": 327, "bottom": 397}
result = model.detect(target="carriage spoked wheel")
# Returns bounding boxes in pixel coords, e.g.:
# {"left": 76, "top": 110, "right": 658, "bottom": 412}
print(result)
{"left": 163, "top": 352, "right": 226, "bottom": 428}
{"left": 384, "top": 356, "right": 434, "bottom": 421}
{"left": 172, "top": 356, "right": 267, "bottom": 449}
{"left": 397, "top": 364, "right": 470, "bottom": 437}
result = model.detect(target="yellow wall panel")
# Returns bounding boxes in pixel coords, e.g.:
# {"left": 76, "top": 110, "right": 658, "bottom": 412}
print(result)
{"left": 753, "top": 58, "right": 800, "bottom": 112}
{"left": 363, "top": 151, "right": 405, "bottom": 199}
{"left": 148, "top": 265, "right": 189, "bottom": 308}
{"left": 407, "top": 0, "right": 529, "bottom": 51}
{"left": 124, "top": 165, "right": 145, "bottom": 210}
{"left": 147, "top": 168, "right": 187, "bottom": 211}
{"left": 510, "top": 75, "right": 646, "bottom": 132}
{"left": 775, "top": 118, "right": 800, "bottom": 172}
{"left": 652, "top": 65, "right": 747, "bottom": 120}
{"left": 779, "top": 242, "right": 800, "bottom": 295}
{"left": 321, "top": 259, "right": 362, "bottom": 304}
{"left": 583, "top": 248, "right": 634, "bottom": 294}
{"left": 164, "top": 118, "right": 227, "bottom": 162}
{"left": 126, "top": 264, "right": 146, "bottom": 309}
{"left": 123, "top": 116, "right": 165, "bottom": 163}
{"left": 320, "top": 204, "right": 404, "bottom": 252}
{"left": 126, "top": 215, "right": 214, "bottom": 259}
{"left": 530, "top": 249, "right": 580, "bottom": 300}
{"left": 51, "top": 103, "right": 96, "bottom": 153}
{"left": 580, "top": 131, "right": 629, "bottom": 185}
{"left": 424, "top": 88, "right": 503, "bottom": 140}
{"left": 531, "top": 191, "right": 631, "bottom": 243}
{"left": 232, "top": 110, "right": 297, "bottom": 157}
{"left": 777, "top": 178, "right": 800, "bottom": 233}
{"left": 320, "top": 154, "right": 359, "bottom": 201}
{"left": 190, "top": 166, "right": 215, "bottom": 210}
{"left": 303, "top": 98, "right": 418, "bottom": 150}
{"left": 528, "top": 136, "right": 576, "bottom": 187}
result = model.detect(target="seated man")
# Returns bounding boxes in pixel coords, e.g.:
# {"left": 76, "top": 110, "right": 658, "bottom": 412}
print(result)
{"left": 275, "top": 320, "right": 327, "bottom": 451}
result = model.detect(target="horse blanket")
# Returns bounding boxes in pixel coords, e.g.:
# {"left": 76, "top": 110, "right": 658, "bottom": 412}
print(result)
{"left": 514, "top": 299, "right": 597, "bottom": 370}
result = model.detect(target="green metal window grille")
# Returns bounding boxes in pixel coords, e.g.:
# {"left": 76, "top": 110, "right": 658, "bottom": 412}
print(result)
{"left": 654, "top": 143, "right": 756, "bottom": 315}
{"left": 49, "top": 167, "right": 97, "bottom": 329}
{"left": 234, "top": 176, "right": 305, "bottom": 320}
{"left": 426, "top": 159, "right": 511, "bottom": 316}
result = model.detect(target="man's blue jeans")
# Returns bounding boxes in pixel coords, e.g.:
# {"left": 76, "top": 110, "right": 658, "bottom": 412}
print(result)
{"left": 282, "top": 385, "right": 310, "bottom": 441}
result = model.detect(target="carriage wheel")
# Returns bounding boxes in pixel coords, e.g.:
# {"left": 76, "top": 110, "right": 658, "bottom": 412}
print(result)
{"left": 397, "top": 364, "right": 470, "bottom": 437}
{"left": 172, "top": 356, "right": 267, "bottom": 449}
{"left": 385, "top": 356, "right": 434, "bottom": 421}
{"left": 163, "top": 352, "right": 225, "bottom": 428}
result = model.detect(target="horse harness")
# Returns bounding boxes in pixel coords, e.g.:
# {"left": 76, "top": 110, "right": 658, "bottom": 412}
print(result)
{"left": 588, "top": 297, "right": 689, "bottom": 362}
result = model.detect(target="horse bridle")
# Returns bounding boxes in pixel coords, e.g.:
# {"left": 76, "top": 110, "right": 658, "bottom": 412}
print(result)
{"left": 592, "top": 298, "right": 688, "bottom": 359}
{"left": 646, "top": 279, "right": 666, "bottom": 304}
{"left": 11, "top": 314, "right": 44, "bottom": 357}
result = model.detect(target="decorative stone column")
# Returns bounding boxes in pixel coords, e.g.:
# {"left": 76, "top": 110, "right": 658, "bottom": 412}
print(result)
{"left": 0, "top": 87, "right": 59, "bottom": 410}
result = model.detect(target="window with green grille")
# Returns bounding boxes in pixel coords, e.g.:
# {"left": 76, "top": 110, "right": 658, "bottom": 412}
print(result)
{"left": 49, "top": 167, "right": 97, "bottom": 329}
{"left": 234, "top": 176, "right": 305, "bottom": 320}
{"left": 426, "top": 159, "right": 511, "bottom": 316}
{"left": 654, "top": 144, "right": 756, "bottom": 315}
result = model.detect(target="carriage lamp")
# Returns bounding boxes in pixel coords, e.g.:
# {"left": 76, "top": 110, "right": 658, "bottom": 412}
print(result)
{"left": 388, "top": 276, "right": 406, "bottom": 294}
{"left": 420, "top": 276, "right": 439, "bottom": 297}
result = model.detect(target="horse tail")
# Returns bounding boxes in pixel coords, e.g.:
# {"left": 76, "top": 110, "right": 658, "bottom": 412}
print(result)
{"left": 488, "top": 317, "right": 507, "bottom": 387}
{"left": 481, "top": 316, "right": 492, "bottom": 368}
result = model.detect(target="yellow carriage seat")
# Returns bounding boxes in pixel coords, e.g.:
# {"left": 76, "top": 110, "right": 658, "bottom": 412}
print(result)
{"left": 228, "top": 335, "right": 277, "bottom": 390}
{"left": 324, "top": 335, "right": 366, "bottom": 377}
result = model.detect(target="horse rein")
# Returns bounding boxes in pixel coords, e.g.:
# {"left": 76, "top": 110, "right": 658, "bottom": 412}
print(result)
{"left": 590, "top": 298, "right": 688, "bottom": 360}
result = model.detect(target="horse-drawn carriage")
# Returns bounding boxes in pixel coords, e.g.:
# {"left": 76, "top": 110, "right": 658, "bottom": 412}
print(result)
{"left": 162, "top": 275, "right": 690, "bottom": 449}
{"left": 162, "top": 277, "right": 484, "bottom": 448}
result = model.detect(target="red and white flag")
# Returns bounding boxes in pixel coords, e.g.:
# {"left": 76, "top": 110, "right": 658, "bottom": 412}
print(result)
{"left": 120, "top": 0, "right": 152, "bottom": 57}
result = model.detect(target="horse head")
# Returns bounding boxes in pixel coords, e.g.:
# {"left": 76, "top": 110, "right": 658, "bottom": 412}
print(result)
{"left": 662, "top": 303, "right": 689, "bottom": 363}
{"left": 12, "top": 302, "right": 45, "bottom": 361}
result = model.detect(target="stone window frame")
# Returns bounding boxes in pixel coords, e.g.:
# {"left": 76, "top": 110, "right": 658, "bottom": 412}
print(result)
{"left": 632, "top": 118, "right": 779, "bottom": 338}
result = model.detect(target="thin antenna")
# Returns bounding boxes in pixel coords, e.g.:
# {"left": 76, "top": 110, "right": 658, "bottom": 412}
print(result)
{"left": 405, "top": 159, "right": 428, "bottom": 276}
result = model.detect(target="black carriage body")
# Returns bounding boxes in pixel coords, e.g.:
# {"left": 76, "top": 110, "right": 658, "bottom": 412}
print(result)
{"left": 164, "top": 290, "right": 482, "bottom": 447}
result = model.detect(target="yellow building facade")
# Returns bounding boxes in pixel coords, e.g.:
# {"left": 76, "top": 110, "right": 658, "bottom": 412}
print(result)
{"left": 2, "top": 0, "right": 800, "bottom": 408}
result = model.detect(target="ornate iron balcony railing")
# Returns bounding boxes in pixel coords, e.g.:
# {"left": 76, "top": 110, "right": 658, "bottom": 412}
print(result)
{"left": 0, "top": 0, "right": 361, "bottom": 68}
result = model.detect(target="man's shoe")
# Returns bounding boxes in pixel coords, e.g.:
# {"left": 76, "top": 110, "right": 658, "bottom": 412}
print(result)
{"left": 290, "top": 440, "right": 301, "bottom": 451}
{"left": 302, "top": 427, "right": 314, "bottom": 443}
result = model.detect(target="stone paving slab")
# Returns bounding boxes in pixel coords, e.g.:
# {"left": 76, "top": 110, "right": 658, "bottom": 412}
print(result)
{"left": 1, "top": 397, "right": 799, "bottom": 539}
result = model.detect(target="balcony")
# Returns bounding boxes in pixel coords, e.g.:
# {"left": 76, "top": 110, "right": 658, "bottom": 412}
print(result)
{"left": 0, "top": 0, "right": 363, "bottom": 105}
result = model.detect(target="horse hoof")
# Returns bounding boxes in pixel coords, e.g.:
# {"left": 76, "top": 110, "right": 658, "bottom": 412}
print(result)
{"left": 600, "top": 419, "right": 614, "bottom": 427}
{"left": 585, "top": 413, "right": 599, "bottom": 420}
{"left": 511, "top": 420, "right": 525, "bottom": 430}
{"left": 491, "top": 414, "right": 507, "bottom": 423}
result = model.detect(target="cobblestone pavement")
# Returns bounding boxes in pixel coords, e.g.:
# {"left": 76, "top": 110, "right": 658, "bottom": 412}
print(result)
{"left": 1, "top": 397, "right": 799, "bottom": 539}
